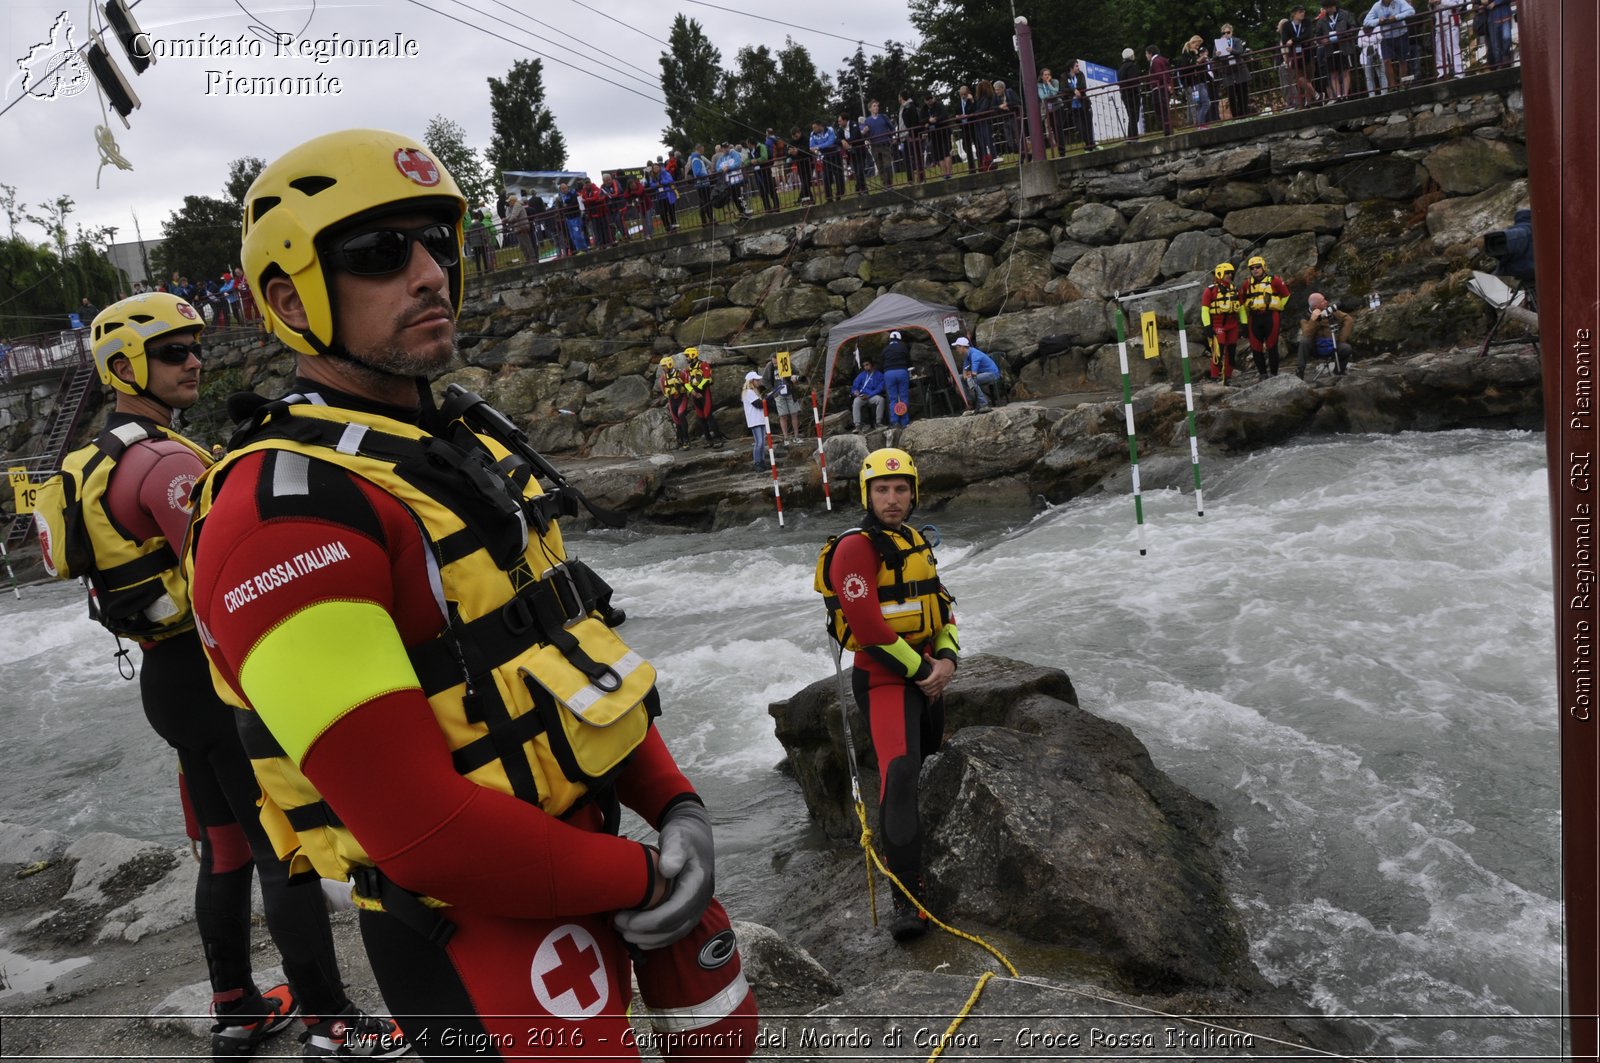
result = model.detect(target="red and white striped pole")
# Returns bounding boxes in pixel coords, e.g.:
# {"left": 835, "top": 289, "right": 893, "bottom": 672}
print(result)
{"left": 810, "top": 389, "right": 833, "bottom": 511}
{"left": 762, "top": 397, "right": 784, "bottom": 527}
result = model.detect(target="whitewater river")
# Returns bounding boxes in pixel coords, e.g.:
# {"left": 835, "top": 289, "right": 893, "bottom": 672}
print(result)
{"left": 0, "top": 429, "right": 1562, "bottom": 1057}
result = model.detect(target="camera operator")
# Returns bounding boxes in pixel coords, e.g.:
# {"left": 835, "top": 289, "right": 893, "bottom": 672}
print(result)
{"left": 1297, "top": 292, "right": 1354, "bottom": 378}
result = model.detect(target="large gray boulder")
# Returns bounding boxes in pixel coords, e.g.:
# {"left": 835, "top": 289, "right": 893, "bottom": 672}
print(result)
{"left": 1160, "top": 231, "right": 1234, "bottom": 278}
{"left": 880, "top": 210, "right": 950, "bottom": 243}
{"left": 1424, "top": 177, "right": 1529, "bottom": 251}
{"left": 1065, "top": 203, "right": 1126, "bottom": 245}
{"left": 978, "top": 300, "right": 1114, "bottom": 352}
{"left": 1121, "top": 202, "right": 1219, "bottom": 243}
{"left": 580, "top": 375, "right": 654, "bottom": 426}
{"left": 1067, "top": 240, "right": 1167, "bottom": 299}
{"left": 768, "top": 655, "right": 1259, "bottom": 993}
{"left": 762, "top": 284, "right": 838, "bottom": 327}
{"left": 1423, "top": 135, "right": 1527, "bottom": 195}
{"left": 1223, "top": 204, "right": 1347, "bottom": 238}
{"left": 812, "top": 216, "right": 882, "bottom": 247}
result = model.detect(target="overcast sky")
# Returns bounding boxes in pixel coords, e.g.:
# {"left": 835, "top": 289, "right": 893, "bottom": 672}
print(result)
{"left": 1, "top": 0, "right": 919, "bottom": 251}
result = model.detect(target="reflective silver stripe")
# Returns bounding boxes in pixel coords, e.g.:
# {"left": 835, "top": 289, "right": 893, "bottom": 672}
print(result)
{"left": 648, "top": 971, "right": 750, "bottom": 1033}
{"left": 565, "top": 651, "right": 647, "bottom": 717}
{"left": 881, "top": 601, "right": 921, "bottom": 617}
{"left": 272, "top": 452, "right": 311, "bottom": 497}
{"left": 335, "top": 423, "right": 368, "bottom": 455}
{"left": 108, "top": 422, "right": 149, "bottom": 447}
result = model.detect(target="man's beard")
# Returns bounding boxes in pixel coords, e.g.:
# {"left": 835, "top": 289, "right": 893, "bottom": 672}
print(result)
{"left": 340, "top": 295, "right": 458, "bottom": 382}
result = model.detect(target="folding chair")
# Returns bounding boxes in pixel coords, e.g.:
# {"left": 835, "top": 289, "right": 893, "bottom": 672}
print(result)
{"left": 1467, "top": 270, "right": 1539, "bottom": 356}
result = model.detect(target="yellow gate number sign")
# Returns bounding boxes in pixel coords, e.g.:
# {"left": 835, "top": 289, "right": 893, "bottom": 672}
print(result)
{"left": 1140, "top": 311, "right": 1161, "bottom": 360}
{"left": 9, "top": 466, "right": 37, "bottom": 514}
{"left": 775, "top": 350, "right": 792, "bottom": 378}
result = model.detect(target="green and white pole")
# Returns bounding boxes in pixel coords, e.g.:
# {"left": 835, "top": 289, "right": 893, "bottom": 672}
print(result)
{"left": 1114, "top": 309, "right": 1149, "bottom": 555}
{"left": 1175, "top": 305, "right": 1205, "bottom": 517}
{"left": 0, "top": 538, "right": 19, "bottom": 599}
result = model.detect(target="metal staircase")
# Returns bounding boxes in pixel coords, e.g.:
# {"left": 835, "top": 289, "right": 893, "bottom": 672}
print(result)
{"left": 4, "top": 361, "right": 98, "bottom": 551}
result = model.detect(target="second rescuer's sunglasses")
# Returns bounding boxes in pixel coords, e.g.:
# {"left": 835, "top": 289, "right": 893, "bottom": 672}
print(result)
{"left": 147, "top": 342, "right": 203, "bottom": 365}
{"left": 327, "top": 222, "right": 459, "bottom": 277}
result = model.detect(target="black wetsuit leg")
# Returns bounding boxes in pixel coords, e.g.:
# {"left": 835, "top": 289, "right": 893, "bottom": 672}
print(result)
{"left": 140, "top": 631, "right": 347, "bottom": 1017}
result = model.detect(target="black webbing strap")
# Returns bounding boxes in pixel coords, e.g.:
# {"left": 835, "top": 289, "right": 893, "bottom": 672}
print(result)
{"left": 407, "top": 565, "right": 614, "bottom": 697}
{"left": 351, "top": 866, "right": 456, "bottom": 947}
{"left": 96, "top": 548, "right": 175, "bottom": 592}
{"left": 285, "top": 801, "right": 344, "bottom": 831}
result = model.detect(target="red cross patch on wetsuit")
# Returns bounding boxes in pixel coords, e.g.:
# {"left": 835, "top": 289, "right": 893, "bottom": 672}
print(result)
{"left": 531, "top": 924, "right": 608, "bottom": 1019}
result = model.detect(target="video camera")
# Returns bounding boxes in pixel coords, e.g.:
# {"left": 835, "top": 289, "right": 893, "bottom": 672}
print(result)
{"left": 1483, "top": 208, "right": 1535, "bottom": 283}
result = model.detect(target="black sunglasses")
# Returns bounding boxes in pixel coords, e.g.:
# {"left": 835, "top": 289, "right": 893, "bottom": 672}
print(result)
{"left": 327, "top": 222, "right": 459, "bottom": 277}
{"left": 147, "top": 342, "right": 203, "bottom": 365}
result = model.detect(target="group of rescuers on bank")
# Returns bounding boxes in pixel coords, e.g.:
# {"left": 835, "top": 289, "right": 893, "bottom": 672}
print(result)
{"left": 32, "top": 130, "right": 982, "bottom": 1062}
{"left": 660, "top": 254, "right": 1355, "bottom": 468}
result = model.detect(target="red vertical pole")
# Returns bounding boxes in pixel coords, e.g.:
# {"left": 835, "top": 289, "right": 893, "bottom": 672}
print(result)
{"left": 761, "top": 397, "right": 784, "bottom": 527}
{"left": 1523, "top": 2, "right": 1600, "bottom": 1058}
{"left": 1013, "top": 18, "right": 1048, "bottom": 164}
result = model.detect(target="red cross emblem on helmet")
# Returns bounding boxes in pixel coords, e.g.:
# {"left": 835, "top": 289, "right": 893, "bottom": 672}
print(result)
{"left": 883, "top": 457, "right": 901, "bottom": 471}
{"left": 176, "top": 303, "right": 198, "bottom": 320}
{"left": 394, "top": 148, "right": 441, "bottom": 187}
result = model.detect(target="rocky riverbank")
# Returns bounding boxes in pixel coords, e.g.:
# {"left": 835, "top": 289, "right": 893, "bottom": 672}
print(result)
{"left": 549, "top": 344, "right": 1542, "bottom": 533}
{"left": 0, "top": 654, "right": 1382, "bottom": 1059}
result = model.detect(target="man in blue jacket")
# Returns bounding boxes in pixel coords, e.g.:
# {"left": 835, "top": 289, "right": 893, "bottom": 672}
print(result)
{"left": 863, "top": 100, "right": 897, "bottom": 190}
{"left": 955, "top": 336, "right": 1000, "bottom": 412}
{"left": 809, "top": 120, "right": 843, "bottom": 202}
{"left": 850, "top": 357, "right": 887, "bottom": 430}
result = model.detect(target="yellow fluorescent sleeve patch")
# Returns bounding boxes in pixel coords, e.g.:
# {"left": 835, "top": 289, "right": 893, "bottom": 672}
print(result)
{"left": 238, "top": 599, "right": 420, "bottom": 765}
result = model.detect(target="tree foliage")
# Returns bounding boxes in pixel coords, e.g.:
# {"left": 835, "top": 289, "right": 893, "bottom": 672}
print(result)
{"left": 658, "top": 15, "right": 725, "bottom": 155}
{"left": 486, "top": 59, "right": 568, "bottom": 176}
{"left": 423, "top": 115, "right": 494, "bottom": 209}
{"left": 831, "top": 41, "right": 918, "bottom": 119}
{"left": 224, "top": 156, "right": 265, "bottom": 207}
{"left": 0, "top": 199, "right": 123, "bottom": 338}
{"left": 721, "top": 41, "right": 832, "bottom": 145}
{"left": 154, "top": 195, "right": 240, "bottom": 286}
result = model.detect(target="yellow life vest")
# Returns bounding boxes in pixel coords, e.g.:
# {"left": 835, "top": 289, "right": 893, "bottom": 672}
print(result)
{"left": 34, "top": 415, "right": 210, "bottom": 642}
{"left": 1243, "top": 275, "right": 1285, "bottom": 314}
{"left": 1202, "top": 283, "right": 1239, "bottom": 321}
{"left": 813, "top": 524, "right": 954, "bottom": 652}
{"left": 661, "top": 371, "right": 686, "bottom": 398}
{"left": 186, "top": 398, "right": 656, "bottom": 885}
{"left": 686, "top": 360, "right": 713, "bottom": 394}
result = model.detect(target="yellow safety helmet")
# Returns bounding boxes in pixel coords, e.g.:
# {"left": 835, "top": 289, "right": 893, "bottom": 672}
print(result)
{"left": 659, "top": 356, "right": 676, "bottom": 370}
{"left": 240, "top": 128, "right": 467, "bottom": 358}
{"left": 1247, "top": 255, "right": 1268, "bottom": 271}
{"left": 1213, "top": 262, "right": 1235, "bottom": 281}
{"left": 91, "top": 292, "right": 205, "bottom": 396}
{"left": 684, "top": 346, "right": 700, "bottom": 361}
{"left": 859, "top": 446, "right": 919, "bottom": 509}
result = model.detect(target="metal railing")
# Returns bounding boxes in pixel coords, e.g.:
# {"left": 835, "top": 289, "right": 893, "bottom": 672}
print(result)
{"left": 0, "top": 328, "right": 91, "bottom": 386}
{"left": 463, "top": 0, "right": 1519, "bottom": 279}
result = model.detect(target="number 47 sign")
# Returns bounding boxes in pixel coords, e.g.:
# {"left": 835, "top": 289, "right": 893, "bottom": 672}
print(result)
{"left": 9, "top": 466, "right": 38, "bottom": 514}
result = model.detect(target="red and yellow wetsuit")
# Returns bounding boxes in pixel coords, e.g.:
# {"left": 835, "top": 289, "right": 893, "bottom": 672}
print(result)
{"left": 1200, "top": 281, "right": 1243, "bottom": 382}
{"left": 824, "top": 523, "right": 958, "bottom": 894}
{"left": 1241, "top": 272, "right": 1292, "bottom": 376}
{"left": 187, "top": 385, "right": 754, "bottom": 1059}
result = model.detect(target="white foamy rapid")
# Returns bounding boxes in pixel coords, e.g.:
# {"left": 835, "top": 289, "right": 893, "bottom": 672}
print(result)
{"left": 0, "top": 429, "right": 1560, "bottom": 1054}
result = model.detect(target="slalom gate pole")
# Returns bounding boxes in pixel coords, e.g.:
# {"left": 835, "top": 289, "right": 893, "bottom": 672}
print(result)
{"left": 761, "top": 397, "right": 784, "bottom": 527}
{"left": 810, "top": 389, "right": 833, "bottom": 511}
{"left": 1114, "top": 310, "right": 1149, "bottom": 555}
{"left": 1175, "top": 305, "right": 1205, "bottom": 517}
{"left": 0, "top": 539, "right": 19, "bottom": 599}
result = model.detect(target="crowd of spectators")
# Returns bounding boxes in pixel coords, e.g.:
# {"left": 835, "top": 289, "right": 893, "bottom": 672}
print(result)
{"left": 456, "top": 0, "right": 1517, "bottom": 273}
{"left": 125, "top": 269, "right": 260, "bottom": 329}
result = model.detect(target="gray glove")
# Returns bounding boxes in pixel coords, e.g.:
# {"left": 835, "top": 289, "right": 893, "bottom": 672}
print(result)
{"left": 612, "top": 801, "right": 714, "bottom": 950}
